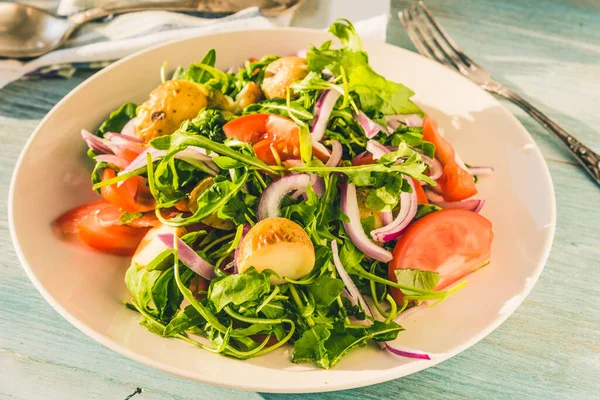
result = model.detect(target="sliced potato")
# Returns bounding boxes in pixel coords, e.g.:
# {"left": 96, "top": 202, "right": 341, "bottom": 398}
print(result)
{"left": 237, "top": 217, "right": 315, "bottom": 284}
{"left": 134, "top": 80, "right": 209, "bottom": 142}
{"left": 261, "top": 56, "right": 308, "bottom": 99}
{"left": 188, "top": 177, "right": 235, "bottom": 230}
{"left": 235, "top": 82, "right": 264, "bottom": 110}
{"left": 132, "top": 224, "right": 186, "bottom": 268}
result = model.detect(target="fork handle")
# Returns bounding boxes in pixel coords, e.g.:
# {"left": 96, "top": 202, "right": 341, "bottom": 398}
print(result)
{"left": 486, "top": 82, "right": 600, "bottom": 186}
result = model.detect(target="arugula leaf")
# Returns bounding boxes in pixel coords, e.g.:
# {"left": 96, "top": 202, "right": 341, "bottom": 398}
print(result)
{"left": 394, "top": 269, "right": 440, "bottom": 291}
{"left": 328, "top": 19, "right": 362, "bottom": 52}
{"left": 340, "top": 240, "right": 364, "bottom": 270}
{"left": 307, "top": 19, "right": 421, "bottom": 115}
{"left": 209, "top": 268, "right": 271, "bottom": 312}
{"left": 124, "top": 264, "right": 161, "bottom": 313}
{"left": 157, "top": 170, "right": 248, "bottom": 226}
{"left": 146, "top": 249, "right": 175, "bottom": 272}
{"left": 307, "top": 276, "right": 345, "bottom": 308}
{"left": 365, "top": 173, "right": 409, "bottom": 212}
{"left": 96, "top": 102, "right": 137, "bottom": 137}
{"left": 292, "top": 324, "right": 331, "bottom": 368}
{"left": 260, "top": 301, "right": 287, "bottom": 319}
{"left": 415, "top": 204, "right": 442, "bottom": 219}
{"left": 152, "top": 267, "right": 194, "bottom": 322}
{"left": 164, "top": 304, "right": 206, "bottom": 337}
{"left": 168, "top": 133, "right": 282, "bottom": 175}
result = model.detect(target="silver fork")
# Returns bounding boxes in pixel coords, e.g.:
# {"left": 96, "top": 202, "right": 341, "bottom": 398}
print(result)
{"left": 399, "top": 1, "right": 600, "bottom": 186}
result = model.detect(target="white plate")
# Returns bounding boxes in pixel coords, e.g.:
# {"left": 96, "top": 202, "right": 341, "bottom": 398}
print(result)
{"left": 9, "top": 28, "right": 556, "bottom": 393}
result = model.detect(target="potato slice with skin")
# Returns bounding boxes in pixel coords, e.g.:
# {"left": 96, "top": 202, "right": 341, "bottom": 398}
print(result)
{"left": 188, "top": 177, "right": 235, "bottom": 230}
{"left": 132, "top": 225, "right": 186, "bottom": 268}
{"left": 261, "top": 57, "right": 308, "bottom": 99}
{"left": 237, "top": 217, "right": 315, "bottom": 285}
{"left": 134, "top": 80, "right": 209, "bottom": 142}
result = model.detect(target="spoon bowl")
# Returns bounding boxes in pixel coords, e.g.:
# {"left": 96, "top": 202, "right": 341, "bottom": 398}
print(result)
{"left": 0, "top": 3, "right": 76, "bottom": 59}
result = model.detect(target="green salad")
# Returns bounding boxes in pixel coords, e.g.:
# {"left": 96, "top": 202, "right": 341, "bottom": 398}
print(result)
{"left": 55, "top": 19, "right": 494, "bottom": 368}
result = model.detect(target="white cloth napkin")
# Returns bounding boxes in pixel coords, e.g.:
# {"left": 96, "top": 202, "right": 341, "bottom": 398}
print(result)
{"left": 0, "top": 4, "right": 389, "bottom": 89}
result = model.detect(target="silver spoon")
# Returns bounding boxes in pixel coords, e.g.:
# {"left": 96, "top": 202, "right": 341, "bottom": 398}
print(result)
{"left": 0, "top": 0, "right": 301, "bottom": 59}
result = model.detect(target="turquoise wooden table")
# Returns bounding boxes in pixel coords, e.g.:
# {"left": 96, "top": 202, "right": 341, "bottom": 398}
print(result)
{"left": 1, "top": 0, "right": 599, "bottom": 398}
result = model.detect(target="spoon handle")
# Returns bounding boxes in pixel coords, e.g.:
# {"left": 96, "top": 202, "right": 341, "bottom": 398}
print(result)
{"left": 68, "top": 0, "right": 300, "bottom": 24}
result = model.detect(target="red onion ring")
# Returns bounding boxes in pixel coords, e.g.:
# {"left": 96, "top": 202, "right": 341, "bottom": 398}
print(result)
{"left": 371, "top": 178, "right": 418, "bottom": 242}
{"left": 340, "top": 182, "right": 393, "bottom": 262}
{"left": 424, "top": 189, "right": 486, "bottom": 213}
{"left": 311, "top": 89, "right": 341, "bottom": 142}
{"left": 381, "top": 211, "right": 393, "bottom": 226}
{"left": 325, "top": 140, "right": 343, "bottom": 167}
{"left": 257, "top": 174, "right": 324, "bottom": 220}
{"left": 157, "top": 233, "right": 215, "bottom": 280}
{"left": 364, "top": 142, "right": 419, "bottom": 242}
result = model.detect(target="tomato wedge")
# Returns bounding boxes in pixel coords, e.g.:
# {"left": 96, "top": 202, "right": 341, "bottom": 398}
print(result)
{"left": 54, "top": 200, "right": 151, "bottom": 256}
{"left": 422, "top": 115, "right": 477, "bottom": 202}
{"left": 100, "top": 169, "right": 155, "bottom": 213}
{"left": 223, "top": 113, "right": 330, "bottom": 165}
{"left": 389, "top": 209, "right": 493, "bottom": 305}
{"left": 413, "top": 181, "right": 429, "bottom": 205}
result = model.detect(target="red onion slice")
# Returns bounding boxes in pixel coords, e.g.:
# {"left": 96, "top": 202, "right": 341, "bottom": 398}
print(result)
{"left": 385, "top": 343, "right": 431, "bottom": 360}
{"left": 325, "top": 140, "right": 343, "bottom": 167}
{"left": 105, "top": 131, "right": 144, "bottom": 144}
{"left": 340, "top": 182, "right": 393, "bottom": 262}
{"left": 311, "top": 89, "right": 341, "bottom": 142}
{"left": 356, "top": 111, "right": 388, "bottom": 138}
{"left": 366, "top": 140, "right": 389, "bottom": 160}
{"left": 120, "top": 118, "right": 136, "bottom": 136}
{"left": 331, "top": 241, "right": 373, "bottom": 316}
{"left": 158, "top": 233, "right": 215, "bottom": 280}
{"left": 363, "top": 142, "right": 419, "bottom": 242}
{"left": 425, "top": 190, "right": 485, "bottom": 213}
{"left": 381, "top": 211, "right": 393, "bottom": 226}
{"left": 94, "top": 154, "right": 129, "bottom": 170}
{"left": 117, "top": 147, "right": 165, "bottom": 178}
{"left": 370, "top": 178, "right": 418, "bottom": 242}
{"left": 257, "top": 174, "right": 324, "bottom": 220}
{"left": 312, "top": 139, "right": 331, "bottom": 158}
{"left": 82, "top": 129, "right": 112, "bottom": 154}
{"left": 385, "top": 114, "right": 424, "bottom": 132}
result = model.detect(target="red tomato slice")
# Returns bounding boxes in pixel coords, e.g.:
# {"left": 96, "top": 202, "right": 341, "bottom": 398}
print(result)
{"left": 223, "top": 113, "right": 330, "bottom": 165}
{"left": 77, "top": 212, "right": 149, "bottom": 256}
{"left": 55, "top": 200, "right": 151, "bottom": 256}
{"left": 223, "top": 113, "right": 270, "bottom": 143}
{"left": 413, "top": 180, "right": 429, "bottom": 205}
{"left": 422, "top": 115, "right": 477, "bottom": 201}
{"left": 389, "top": 209, "right": 493, "bottom": 305}
{"left": 100, "top": 169, "right": 155, "bottom": 213}
{"left": 351, "top": 153, "right": 374, "bottom": 166}
{"left": 54, "top": 200, "right": 114, "bottom": 236}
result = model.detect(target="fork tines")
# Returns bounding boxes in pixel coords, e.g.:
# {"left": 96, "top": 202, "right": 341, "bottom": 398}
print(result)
{"left": 399, "top": 1, "right": 475, "bottom": 73}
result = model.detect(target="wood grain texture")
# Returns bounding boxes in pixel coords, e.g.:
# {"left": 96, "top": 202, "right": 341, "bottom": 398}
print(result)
{"left": 1, "top": 0, "right": 599, "bottom": 399}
